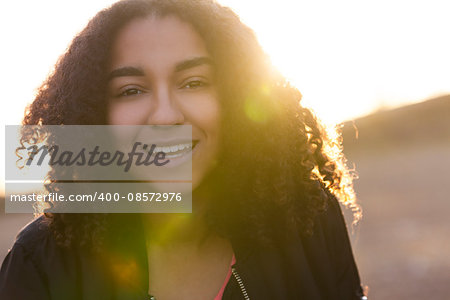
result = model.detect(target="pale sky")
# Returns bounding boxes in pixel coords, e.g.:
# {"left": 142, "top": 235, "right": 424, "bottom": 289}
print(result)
{"left": 1, "top": 0, "right": 450, "bottom": 195}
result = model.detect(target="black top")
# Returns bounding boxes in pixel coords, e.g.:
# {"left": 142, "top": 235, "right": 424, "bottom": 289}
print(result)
{"left": 0, "top": 197, "right": 365, "bottom": 300}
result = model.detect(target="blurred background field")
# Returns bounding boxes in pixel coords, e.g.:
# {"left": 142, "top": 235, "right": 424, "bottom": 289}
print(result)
{"left": 341, "top": 95, "right": 450, "bottom": 299}
{"left": 1, "top": 94, "right": 449, "bottom": 299}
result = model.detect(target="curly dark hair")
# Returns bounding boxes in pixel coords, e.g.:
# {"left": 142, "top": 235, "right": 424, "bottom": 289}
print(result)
{"left": 22, "top": 0, "right": 360, "bottom": 250}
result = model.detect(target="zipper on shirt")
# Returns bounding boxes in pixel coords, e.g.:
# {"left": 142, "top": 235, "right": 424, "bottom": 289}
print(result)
{"left": 231, "top": 266, "right": 250, "bottom": 300}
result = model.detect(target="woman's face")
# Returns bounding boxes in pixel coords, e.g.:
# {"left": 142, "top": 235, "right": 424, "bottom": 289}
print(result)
{"left": 107, "top": 15, "right": 220, "bottom": 188}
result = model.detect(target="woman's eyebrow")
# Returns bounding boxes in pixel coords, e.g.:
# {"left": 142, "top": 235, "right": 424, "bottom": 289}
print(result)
{"left": 107, "top": 57, "right": 212, "bottom": 80}
{"left": 175, "top": 56, "right": 213, "bottom": 72}
{"left": 108, "top": 66, "right": 145, "bottom": 80}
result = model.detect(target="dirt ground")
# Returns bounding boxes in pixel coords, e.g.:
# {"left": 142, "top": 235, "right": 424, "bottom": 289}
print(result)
{"left": 1, "top": 131, "right": 449, "bottom": 299}
{"left": 345, "top": 143, "right": 450, "bottom": 299}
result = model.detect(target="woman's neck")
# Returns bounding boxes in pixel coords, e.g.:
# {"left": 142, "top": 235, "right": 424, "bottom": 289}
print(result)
{"left": 143, "top": 211, "right": 234, "bottom": 300}
{"left": 141, "top": 212, "right": 211, "bottom": 249}
{"left": 142, "top": 185, "right": 219, "bottom": 249}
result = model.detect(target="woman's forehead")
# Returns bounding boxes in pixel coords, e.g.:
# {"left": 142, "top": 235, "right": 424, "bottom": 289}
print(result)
{"left": 109, "top": 15, "right": 210, "bottom": 71}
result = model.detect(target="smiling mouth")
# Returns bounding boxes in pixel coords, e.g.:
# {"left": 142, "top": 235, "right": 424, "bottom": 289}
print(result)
{"left": 153, "top": 140, "right": 199, "bottom": 159}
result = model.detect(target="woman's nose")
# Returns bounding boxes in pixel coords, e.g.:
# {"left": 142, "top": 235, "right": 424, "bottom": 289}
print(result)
{"left": 147, "top": 88, "right": 184, "bottom": 125}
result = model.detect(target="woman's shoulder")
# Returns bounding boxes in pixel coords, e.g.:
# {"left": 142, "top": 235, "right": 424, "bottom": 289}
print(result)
{"left": 1, "top": 215, "right": 58, "bottom": 275}
{"left": 303, "top": 194, "right": 356, "bottom": 264}
{"left": 230, "top": 194, "right": 365, "bottom": 299}
{"left": 8, "top": 215, "right": 58, "bottom": 261}
{"left": 0, "top": 216, "right": 115, "bottom": 300}
{"left": 14, "top": 216, "right": 53, "bottom": 246}
{"left": 0, "top": 216, "right": 57, "bottom": 299}
{"left": 306, "top": 194, "right": 365, "bottom": 299}
{"left": 319, "top": 193, "right": 349, "bottom": 233}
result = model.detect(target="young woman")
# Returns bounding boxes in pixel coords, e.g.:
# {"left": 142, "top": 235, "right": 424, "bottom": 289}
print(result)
{"left": 0, "top": 0, "right": 366, "bottom": 299}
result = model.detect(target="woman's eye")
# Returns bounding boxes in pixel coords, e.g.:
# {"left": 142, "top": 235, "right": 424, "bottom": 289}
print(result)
{"left": 183, "top": 80, "right": 208, "bottom": 89}
{"left": 118, "top": 88, "right": 143, "bottom": 97}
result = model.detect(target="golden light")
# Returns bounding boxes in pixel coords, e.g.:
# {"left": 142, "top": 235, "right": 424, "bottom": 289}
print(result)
{"left": 220, "top": 0, "right": 450, "bottom": 124}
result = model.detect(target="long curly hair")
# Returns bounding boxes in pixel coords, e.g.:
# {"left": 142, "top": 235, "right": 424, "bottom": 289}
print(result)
{"left": 22, "top": 0, "right": 360, "bottom": 250}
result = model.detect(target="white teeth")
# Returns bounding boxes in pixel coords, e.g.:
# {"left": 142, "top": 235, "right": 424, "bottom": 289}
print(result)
{"left": 153, "top": 143, "right": 193, "bottom": 154}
